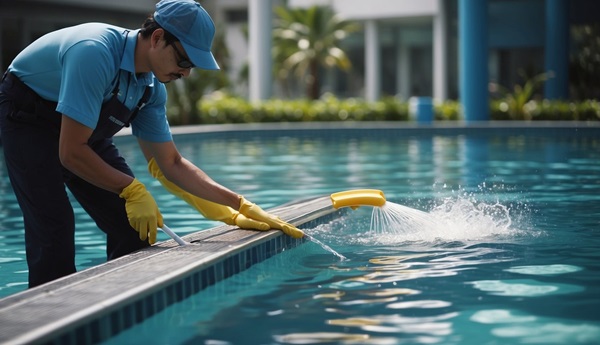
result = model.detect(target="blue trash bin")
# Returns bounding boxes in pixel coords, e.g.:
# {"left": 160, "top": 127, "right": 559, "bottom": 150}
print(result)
{"left": 409, "top": 97, "right": 434, "bottom": 123}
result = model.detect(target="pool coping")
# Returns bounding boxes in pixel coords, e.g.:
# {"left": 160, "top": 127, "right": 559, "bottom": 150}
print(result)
{"left": 0, "top": 195, "right": 341, "bottom": 345}
{"left": 115, "top": 120, "right": 600, "bottom": 138}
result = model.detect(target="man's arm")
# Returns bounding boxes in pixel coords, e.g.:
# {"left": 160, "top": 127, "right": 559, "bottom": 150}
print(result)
{"left": 59, "top": 115, "right": 162, "bottom": 243}
{"left": 139, "top": 138, "right": 304, "bottom": 238}
{"left": 137, "top": 138, "right": 241, "bottom": 209}
{"left": 59, "top": 115, "right": 133, "bottom": 192}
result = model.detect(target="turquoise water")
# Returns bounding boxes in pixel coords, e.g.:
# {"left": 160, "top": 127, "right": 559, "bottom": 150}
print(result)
{"left": 2, "top": 126, "right": 600, "bottom": 344}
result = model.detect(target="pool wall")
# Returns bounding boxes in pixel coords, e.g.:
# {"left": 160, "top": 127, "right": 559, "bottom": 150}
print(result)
{"left": 0, "top": 195, "right": 342, "bottom": 345}
{"left": 150, "top": 120, "right": 600, "bottom": 141}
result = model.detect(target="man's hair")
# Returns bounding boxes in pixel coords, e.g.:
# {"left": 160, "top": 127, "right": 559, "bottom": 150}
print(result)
{"left": 140, "top": 16, "right": 178, "bottom": 43}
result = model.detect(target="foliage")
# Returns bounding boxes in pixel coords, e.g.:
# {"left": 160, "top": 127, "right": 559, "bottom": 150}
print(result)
{"left": 195, "top": 93, "right": 598, "bottom": 124}
{"left": 491, "top": 99, "right": 600, "bottom": 121}
{"left": 199, "top": 93, "right": 408, "bottom": 123}
{"left": 570, "top": 24, "right": 600, "bottom": 100}
{"left": 489, "top": 71, "right": 550, "bottom": 120}
{"left": 272, "top": 5, "right": 360, "bottom": 99}
{"left": 435, "top": 101, "right": 462, "bottom": 121}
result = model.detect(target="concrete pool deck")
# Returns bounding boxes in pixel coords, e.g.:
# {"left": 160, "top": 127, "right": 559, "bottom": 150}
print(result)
{"left": 0, "top": 195, "right": 340, "bottom": 345}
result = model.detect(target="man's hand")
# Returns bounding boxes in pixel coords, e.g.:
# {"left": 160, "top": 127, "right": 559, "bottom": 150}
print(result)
{"left": 119, "top": 178, "right": 163, "bottom": 244}
{"left": 238, "top": 196, "right": 304, "bottom": 238}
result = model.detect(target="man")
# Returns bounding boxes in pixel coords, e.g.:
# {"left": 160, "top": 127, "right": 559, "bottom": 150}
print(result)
{"left": 0, "top": 0, "right": 303, "bottom": 288}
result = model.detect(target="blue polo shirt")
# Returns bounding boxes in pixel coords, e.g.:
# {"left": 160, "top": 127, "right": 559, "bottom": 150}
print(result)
{"left": 8, "top": 23, "right": 172, "bottom": 143}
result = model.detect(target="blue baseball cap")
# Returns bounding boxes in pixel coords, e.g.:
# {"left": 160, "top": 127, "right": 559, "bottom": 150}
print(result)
{"left": 154, "top": 0, "right": 220, "bottom": 70}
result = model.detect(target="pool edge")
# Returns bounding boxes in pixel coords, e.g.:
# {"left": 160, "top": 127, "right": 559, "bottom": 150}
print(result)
{"left": 0, "top": 196, "right": 340, "bottom": 345}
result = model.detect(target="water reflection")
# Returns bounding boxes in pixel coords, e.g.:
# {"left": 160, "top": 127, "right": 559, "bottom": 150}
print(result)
{"left": 471, "top": 309, "right": 600, "bottom": 344}
{"left": 102, "top": 219, "right": 598, "bottom": 345}
{"left": 504, "top": 264, "right": 583, "bottom": 275}
{"left": 469, "top": 279, "right": 584, "bottom": 297}
{"left": 273, "top": 332, "right": 372, "bottom": 344}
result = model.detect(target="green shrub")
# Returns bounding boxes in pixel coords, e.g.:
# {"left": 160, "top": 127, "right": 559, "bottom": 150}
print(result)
{"left": 490, "top": 99, "right": 600, "bottom": 121}
{"left": 435, "top": 101, "right": 461, "bottom": 121}
{"left": 197, "top": 94, "right": 410, "bottom": 123}
{"left": 190, "top": 93, "right": 598, "bottom": 124}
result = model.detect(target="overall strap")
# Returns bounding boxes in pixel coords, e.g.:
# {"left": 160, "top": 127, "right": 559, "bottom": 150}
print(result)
{"left": 125, "top": 86, "right": 152, "bottom": 127}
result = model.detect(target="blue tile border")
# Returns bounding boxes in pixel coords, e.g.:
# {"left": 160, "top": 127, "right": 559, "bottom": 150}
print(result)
{"left": 113, "top": 121, "right": 600, "bottom": 146}
{"left": 39, "top": 203, "right": 341, "bottom": 345}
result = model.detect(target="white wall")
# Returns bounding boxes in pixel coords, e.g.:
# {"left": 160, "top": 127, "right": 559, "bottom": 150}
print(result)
{"left": 289, "top": 0, "right": 439, "bottom": 19}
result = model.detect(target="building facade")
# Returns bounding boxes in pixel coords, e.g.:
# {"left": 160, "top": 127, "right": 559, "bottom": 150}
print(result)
{"left": 1, "top": 0, "right": 598, "bottom": 120}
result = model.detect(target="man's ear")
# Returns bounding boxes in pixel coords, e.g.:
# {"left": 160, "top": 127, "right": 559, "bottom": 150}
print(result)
{"left": 150, "top": 28, "right": 165, "bottom": 48}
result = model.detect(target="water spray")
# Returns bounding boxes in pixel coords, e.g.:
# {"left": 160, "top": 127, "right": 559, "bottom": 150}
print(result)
{"left": 329, "top": 188, "right": 520, "bottom": 243}
{"left": 330, "top": 189, "right": 446, "bottom": 240}
{"left": 298, "top": 189, "right": 388, "bottom": 260}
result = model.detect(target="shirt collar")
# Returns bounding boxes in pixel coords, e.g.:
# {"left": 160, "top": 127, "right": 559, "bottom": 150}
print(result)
{"left": 120, "top": 29, "right": 154, "bottom": 87}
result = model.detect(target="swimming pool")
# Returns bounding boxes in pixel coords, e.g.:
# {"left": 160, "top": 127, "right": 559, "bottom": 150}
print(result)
{"left": 1, "top": 122, "right": 600, "bottom": 344}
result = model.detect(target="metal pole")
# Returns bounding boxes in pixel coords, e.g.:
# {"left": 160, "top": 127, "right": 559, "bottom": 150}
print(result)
{"left": 459, "top": 0, "right": 489, "bottom": 121}
{"left": 544, "top": 0, "right": 569, "bottom": 100}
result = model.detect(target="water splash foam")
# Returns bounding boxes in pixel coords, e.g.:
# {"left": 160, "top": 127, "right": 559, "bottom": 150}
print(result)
{"left": 368, "top": 192, "right": 532, "bottom": 244}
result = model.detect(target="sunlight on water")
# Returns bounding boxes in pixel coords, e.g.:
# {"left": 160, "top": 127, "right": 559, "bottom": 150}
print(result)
{"left": 471, "top": 310, "right": 600, "bottom": 344}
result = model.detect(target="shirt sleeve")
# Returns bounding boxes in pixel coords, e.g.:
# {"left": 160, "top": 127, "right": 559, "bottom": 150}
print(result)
{"left": 55, "top": 40, "right": 116, "bottom": 129}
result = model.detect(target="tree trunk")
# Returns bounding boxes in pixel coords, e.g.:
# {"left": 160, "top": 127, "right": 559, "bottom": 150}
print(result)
{"left": 307, "top": 60, "right": 320, "bottom": 100}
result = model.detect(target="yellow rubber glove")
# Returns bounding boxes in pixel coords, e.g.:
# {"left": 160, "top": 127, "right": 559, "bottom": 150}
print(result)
{"left": 238, "top": 196, "right": 305, "bottom": 238}
{"left": 147, "top": 158, "right": 270, "bottom": 231}
{"left": 119, "top": 178, "right": 163, "bottom": 244}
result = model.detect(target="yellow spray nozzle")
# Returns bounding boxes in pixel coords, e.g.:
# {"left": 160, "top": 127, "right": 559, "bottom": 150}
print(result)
{"left": 330, "top": 189, "right": 386, "bottom": 210}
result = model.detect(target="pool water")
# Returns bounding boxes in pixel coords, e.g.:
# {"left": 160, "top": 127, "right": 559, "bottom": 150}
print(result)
{"left": 2, "top": 127, "right": 600, "bottom": 344}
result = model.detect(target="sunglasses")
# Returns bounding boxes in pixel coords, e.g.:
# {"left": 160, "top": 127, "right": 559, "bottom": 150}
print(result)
{"left": 169, "top": 42, "right": 195, "bottom": 69}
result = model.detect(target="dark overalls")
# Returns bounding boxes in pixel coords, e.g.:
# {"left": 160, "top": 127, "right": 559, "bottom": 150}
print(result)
{"left": 0, "top": 71, "right": 151, "bottom": 288}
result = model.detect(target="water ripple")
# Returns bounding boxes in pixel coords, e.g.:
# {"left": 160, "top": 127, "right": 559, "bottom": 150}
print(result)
{"left": 468, "top": 279, "right": 584, "bottom": 297}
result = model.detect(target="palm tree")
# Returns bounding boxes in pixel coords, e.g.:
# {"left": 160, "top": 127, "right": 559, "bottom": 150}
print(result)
{"left": 490, "top": 71, "right": 550, "bottom": 120}
{"left": 273, "top": 5, "right": 359, "bottom": 100}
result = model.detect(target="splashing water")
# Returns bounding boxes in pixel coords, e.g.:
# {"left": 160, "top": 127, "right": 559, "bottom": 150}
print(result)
{"left": 370, "top": 203, "right": 439, "bottom": 237}
{"left": 370, "top": 196, "right": 525, "bottom": 243}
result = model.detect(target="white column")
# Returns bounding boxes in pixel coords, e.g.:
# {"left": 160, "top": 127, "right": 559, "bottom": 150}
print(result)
{"left": 249, "top": 0, "right": 272, "bottom": 101}
{"left": 433, "top": 0, "right": 447, "bottom": 101}
{"left": 365, "top": 19, "right": 380, "bottom": 102}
